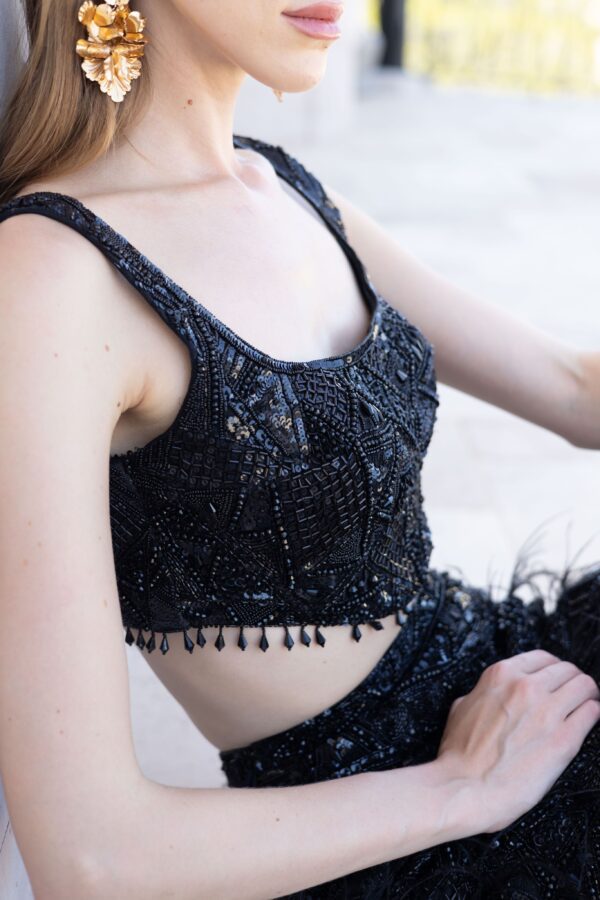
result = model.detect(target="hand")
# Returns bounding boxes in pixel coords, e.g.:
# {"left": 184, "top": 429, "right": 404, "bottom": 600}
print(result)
{"left": 435, "top": 649, "right": 600, "bottom": 833}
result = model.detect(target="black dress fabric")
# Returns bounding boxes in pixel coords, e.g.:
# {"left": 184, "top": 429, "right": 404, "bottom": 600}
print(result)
{"left": 220, "top": 564, "right": 600, "bottom": 899}
{"left": 1, "top": 135, "right": 600, "bottom": 898}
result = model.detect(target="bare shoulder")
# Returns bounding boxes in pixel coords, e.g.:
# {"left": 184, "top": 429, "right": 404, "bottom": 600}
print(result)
{"left": 0, "top": 195, "right": 148, "bottom": 414}
{"left": 0, "top": 194, "right": 113, "bottom": 303}
{"left": 2, "top": 170, "right": 135, "bottom": 298}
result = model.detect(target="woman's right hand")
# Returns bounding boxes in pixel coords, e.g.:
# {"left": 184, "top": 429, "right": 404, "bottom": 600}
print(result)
{"left": 436, "top": 648, "right": 600, "bottom": 834}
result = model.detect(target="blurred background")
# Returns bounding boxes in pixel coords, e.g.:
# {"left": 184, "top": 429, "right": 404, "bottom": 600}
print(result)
{"left": 236, "top": 0, "right": 600, "bottom": 142}
{"left": 394, "top": 0, "right": 600, "bottom": 94}
{"left": 2, "top": 3, "right": 600, "bottom": 894}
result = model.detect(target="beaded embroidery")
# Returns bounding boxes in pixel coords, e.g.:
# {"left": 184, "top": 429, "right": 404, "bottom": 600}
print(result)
{"left": 0, "top": 134, "right": 440, "bottom": 655}
{"left": 219, "top": 565, "right": 600, "bottom": 897}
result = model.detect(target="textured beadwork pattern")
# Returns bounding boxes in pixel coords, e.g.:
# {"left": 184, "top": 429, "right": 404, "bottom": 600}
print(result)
{"left": 221, "top": 564, "right": 600, "bottom": 899}
{"left": 0, "top": 134, "right": 440, "bottom": 654}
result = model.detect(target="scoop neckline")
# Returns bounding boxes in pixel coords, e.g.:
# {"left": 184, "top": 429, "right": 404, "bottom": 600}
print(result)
{"left": 5, "top": 138, "right": 383, "bottom": 373}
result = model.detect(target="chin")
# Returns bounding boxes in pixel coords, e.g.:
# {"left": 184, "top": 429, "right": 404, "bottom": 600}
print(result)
{"left": 254, "top": 57, "right": 329, "bottom": 95}
{"left": 277, "top": 71, "right": 327, "bottom": 93}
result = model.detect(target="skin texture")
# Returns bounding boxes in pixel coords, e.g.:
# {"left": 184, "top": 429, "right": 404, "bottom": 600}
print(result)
{"left": 1, "top": 1, "right": 599, "bottom": 897}
{"left": 323, "top": 183, "right": 600, "bottom": 450}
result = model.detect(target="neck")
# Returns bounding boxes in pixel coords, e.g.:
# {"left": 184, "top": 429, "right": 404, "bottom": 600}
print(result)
{"left": 109, "top": 3, "right": 249, "bottom": 188}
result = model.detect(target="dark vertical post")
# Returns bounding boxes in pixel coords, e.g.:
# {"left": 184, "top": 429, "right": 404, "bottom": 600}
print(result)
{"left": 380, "top": 0, "right": 407, "bottom": 68}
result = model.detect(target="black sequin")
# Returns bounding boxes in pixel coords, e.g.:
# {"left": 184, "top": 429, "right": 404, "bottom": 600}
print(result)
{"left": 220, "top": 566, "right": 600, "bottom": 898}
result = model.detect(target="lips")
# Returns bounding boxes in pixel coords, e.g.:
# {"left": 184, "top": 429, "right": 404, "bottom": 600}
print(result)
{"left": 283, "top": 3, "right": 343, "bottom": 22}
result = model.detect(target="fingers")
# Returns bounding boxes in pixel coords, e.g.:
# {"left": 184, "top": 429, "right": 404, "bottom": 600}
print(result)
{"left": 530, "top": 660, "right": 588, "bottom": 692}
{"left": 482, "top": 650, "right": 562, "bottom": 684}
{"left": 511, "top": 649, "right": 563, "bottom": 673}
{"left": 560, "top": 698, "right": 600, "bottom": 755}
{"left": 554, "top": 672, "right": 600, "bottom": 718}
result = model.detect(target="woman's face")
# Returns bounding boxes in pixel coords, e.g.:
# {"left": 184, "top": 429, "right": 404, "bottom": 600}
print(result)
{"left": 167, "top": 0, "right": 344, "bottom": 93}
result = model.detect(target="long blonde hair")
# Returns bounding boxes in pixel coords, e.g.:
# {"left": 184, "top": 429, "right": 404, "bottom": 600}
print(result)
{"left": 0, "top": 0, "right": 152, "bottom": 205}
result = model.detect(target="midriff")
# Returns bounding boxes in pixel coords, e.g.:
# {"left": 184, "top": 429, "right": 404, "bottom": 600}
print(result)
{"left": 136, "top": 611, "right": 402, "bottom": 752}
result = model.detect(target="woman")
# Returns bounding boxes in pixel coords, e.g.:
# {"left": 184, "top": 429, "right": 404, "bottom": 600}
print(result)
{"left": 0, "top": 2, "right": 599, "bottom": 898}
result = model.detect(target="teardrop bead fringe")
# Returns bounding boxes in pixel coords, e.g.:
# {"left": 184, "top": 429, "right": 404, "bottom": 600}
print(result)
{"left": 123, "top": 612, "right": 405, "bottom": 655}
{"left": 260, "top": 625, "right": 269, "bottom": 652}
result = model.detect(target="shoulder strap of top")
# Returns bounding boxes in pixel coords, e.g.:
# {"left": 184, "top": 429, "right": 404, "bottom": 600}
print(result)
{"left": 232, "top": 133, "right": 348, "bottom": 241}
{"left": 232, "top": 134, "right": 377, "bottom": 305}
{"left": 0, "top": 134, "right": 351, "bottom": 343}
{"left": 0, "top": 188, "right": 204, "bottom": 354}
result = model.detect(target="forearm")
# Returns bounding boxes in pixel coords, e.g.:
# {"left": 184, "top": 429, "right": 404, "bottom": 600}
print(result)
{"left": 568, "top": 350, "right": 600, "bottom": 449}
{"left": 93, "top": 760, "right": 477, "bottom": 900}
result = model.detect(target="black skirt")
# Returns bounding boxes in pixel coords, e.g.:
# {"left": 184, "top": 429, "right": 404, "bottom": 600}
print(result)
{"left": 219, "top": 564, "right": 600, "bottom": 899}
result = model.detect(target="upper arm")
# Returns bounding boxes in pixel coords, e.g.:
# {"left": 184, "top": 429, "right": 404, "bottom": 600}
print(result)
{"left": 323, "top": 182, "right": 584, "bottom": 442}
{"left": 0, "top": 216, "right": 146, "bottom": 896}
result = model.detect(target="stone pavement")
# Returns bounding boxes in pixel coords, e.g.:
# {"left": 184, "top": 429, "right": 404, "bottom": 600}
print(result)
{"left": 126, "top": 72, "right": 600, "bottom": 790}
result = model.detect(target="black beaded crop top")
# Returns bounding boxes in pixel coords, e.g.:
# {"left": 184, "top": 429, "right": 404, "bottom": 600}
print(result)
{"left": 0, "top": 134, "right": 440, "bottom": 656}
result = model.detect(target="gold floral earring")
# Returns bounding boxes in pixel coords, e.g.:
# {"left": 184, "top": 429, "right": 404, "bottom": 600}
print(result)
{"left": 75, "top": 1, "right": 149, "bottom": 104}
{"left": 272, "top": 89, "right": 284, "bottom": 102}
